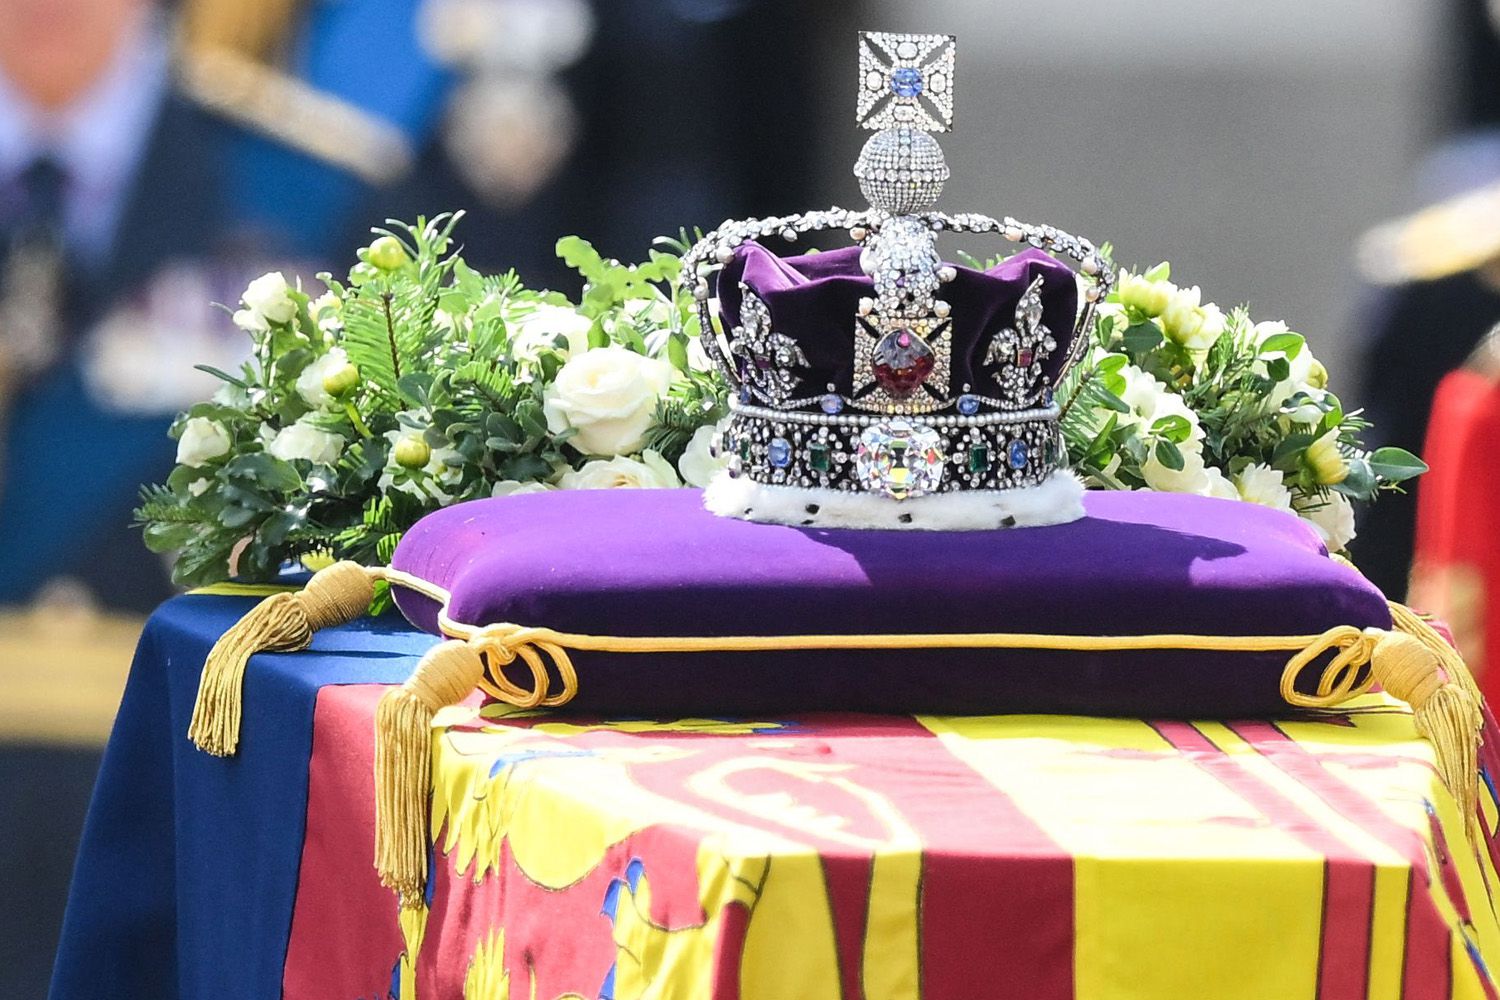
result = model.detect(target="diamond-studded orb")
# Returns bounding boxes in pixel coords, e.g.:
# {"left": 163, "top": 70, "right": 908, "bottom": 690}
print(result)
{"left": 855, "top": 418, "right": 946, "bottom": 500}
{"left": 853, "top": 127, "right": 949, "bottom": 214}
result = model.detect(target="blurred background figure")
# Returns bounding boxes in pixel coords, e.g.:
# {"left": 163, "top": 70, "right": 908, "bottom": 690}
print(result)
{"left": 0, "top": 0, "right": 839, "bottom": 994}
{"left": 1352, "top": 130, "right": 1500, "bottom": 601}
{"left": 1352, "top": 0, "right": 1500, "bottom": 610}
{"left": 1362, "top": 0, "right": 1500, "bottom": 700}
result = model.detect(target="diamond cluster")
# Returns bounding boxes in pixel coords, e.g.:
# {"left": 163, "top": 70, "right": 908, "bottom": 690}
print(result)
{"left": 718, "top": 406, "right": 1059, "bottom": 499}
{"left": 856, "top": 32, "right": 956, "bottom": 134}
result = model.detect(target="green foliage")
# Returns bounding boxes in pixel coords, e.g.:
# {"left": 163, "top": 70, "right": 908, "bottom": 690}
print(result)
{"left": 136, "top": 213, "right": 726, "bottom": 587}
{"left": 1056, "top": 262, "right": 1424, "bottom": 551}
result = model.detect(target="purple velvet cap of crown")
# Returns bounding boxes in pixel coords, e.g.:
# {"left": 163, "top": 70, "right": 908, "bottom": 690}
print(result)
{"left": 390, "top": 488, "right": 1391, "bottom": 719}
{"left": 715, "top": 243, "right": 1079, "bottom": 400}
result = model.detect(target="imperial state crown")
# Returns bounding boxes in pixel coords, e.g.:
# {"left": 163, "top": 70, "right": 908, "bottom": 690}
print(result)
{"left": 684, "top": 32, "right": 1113, "bottom": 530}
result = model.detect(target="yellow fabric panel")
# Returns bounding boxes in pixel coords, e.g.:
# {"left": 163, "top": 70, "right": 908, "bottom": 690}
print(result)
{"left": 922, "top": 714, "right": 1328, "bottom": 1000}
{"left": 920, "top": 715, "right": 1325, "bottom": 860}
{"left": 602, "top": 828, "right": 841, "bottom": 999}
{"left": 863, "top": 846, "right": 923, "bottom": 1000}
{"left": 1368, "top": 865, "right": 1411, "bottom": 1000}
{"left": 433, "top": 723, "right": 807, "bottom": 889}
{"left": 1282, "top": 701, "right": 1500, "bottom": 972}
{"left": 736, "top": 852, "right": 844, "bottom": 1000}
{"left": 1077, "top": 855, "right": 1322, "bottom": 1000}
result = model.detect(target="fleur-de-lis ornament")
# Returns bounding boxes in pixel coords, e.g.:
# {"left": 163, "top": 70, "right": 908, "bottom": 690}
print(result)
{"left": 986, "top": 276, "right": 1057, "bottom": 408}
{"left": 729, "top": 287, "right": 810, "bottom": 405}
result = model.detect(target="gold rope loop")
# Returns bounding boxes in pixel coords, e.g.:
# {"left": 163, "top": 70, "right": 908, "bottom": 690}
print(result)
{"left": 469, "top": 624, "right": 580, "bottom": 709}
{"left": 1279, "top": 625, "right": 1380, "bottom": 709}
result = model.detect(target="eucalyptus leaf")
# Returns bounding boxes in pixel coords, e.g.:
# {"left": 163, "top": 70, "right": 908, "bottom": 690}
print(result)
{"left": 1121, "top": 321, "right": 1164, "bottom": 358}
{"left": 1270, "top": 433, "right": 1316, "bottom": 471}
{"left": 1368, "top": 447, "right": 1428, "bottom": 483}
{"left": 1153, "top": 438, "right": 1185, "bottom": 472}
{"left": 1093, "top": 387, "right": 1131, "bottom": 414}
{"left": 224, "top": 453, "right": 303, "bottom": 493}
{"left": 1151, "top": 414, "right": 1193, "bottom": 443}
{"left": 1258, "top": 332, "right": 1304, "bottom": 359}
{"left": 667, "top": 333, "right": 690, "bottom": 371}
{"left": 1332, "top": 458, "right": 1377, "bottom": 499}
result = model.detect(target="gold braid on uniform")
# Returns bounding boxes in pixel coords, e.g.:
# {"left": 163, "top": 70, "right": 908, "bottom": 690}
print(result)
{"left": 174, "top": 0, "right": 415, "bottom": 185}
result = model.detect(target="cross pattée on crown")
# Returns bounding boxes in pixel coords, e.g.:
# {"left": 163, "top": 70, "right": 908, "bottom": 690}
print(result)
{"left": 856, "top": 31, "right": 956, "bottom": 133}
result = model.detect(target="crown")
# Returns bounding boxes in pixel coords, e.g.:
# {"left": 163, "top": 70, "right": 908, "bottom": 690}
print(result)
{"left": 687, "top": 32, "right": 1112, "bottom": 530}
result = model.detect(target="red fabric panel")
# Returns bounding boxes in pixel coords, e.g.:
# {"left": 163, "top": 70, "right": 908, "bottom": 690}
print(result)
{"left": 283, "top": 684, "right": 404, "bottom": 999}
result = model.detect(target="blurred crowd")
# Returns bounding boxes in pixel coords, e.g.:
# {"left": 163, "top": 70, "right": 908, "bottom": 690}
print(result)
{"left": 0, "top": 0, "right": 842, "bottom": 992}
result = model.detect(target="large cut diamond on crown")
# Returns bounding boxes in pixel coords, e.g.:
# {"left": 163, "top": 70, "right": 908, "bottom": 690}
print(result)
{"left": 685, "top": 32, "right": 1111, "bottom": 522}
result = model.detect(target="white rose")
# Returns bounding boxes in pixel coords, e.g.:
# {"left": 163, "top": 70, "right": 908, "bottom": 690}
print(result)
{"left": 1283, "top": 385, "right": 1327, "bottom": 425}
{"left": 1234, "top": 462, "right": 1293, "bottom": 512}
{"left": 1160, "top": 285, "right": 1226, "bottom": 353}
{"left": 1251, "top": 321, "right": 1321, "bottom": 411}
{"left": 268, "top": 418, "right": 344, "bottom": 465}
{"left": 1117, "top": 272, "right": 1174, "bottom": 317}
{"left": 1141, "top": 444, "right": 1214, "bottom": 495}
{"left": 241, "top": 271, "right": 297, "bottom": 325}
{"left": 625, "top": 297, "right": 675, "bottom": 328}
{"left": 491, "top": 479, "right": 555, "bottom": 498}
{"left": 309, "top": 291, "right": 342, "bottom": 337}
{"left": 543, "top": 346, "right": 674, "bottom": 456}
{"left": 510, "top": 303, "right": 593, "bottom": 361}
{"left": 1114, "top": 363, "right": 1165, "bottom": 430}
{"left": 1204, "top": 465, "right": 1240, "bottom": 500}
{"left": 295, "top": 347, "right": 351, "bottom": 408}
{"left": 678, "top": 423, "right": 728, "bottom": 488}
{"left": 1298, "top": 492, "right": 1357, "bottom": 552}
{"left": 232, "top": 308, "right": 269, "bottom": 333}
{"left": 212, "top": 383, "right": 250, "bottom": 408}
{"left": 176, "top": 417, "right": 232, "bottom": 467}
{"left": 559, "top": 450, "right": 683, "bottom": 490}
{"left": 188, "top": 478, "right": 212, "bottom": 497}
{"left": 1115, "top": 364, "right": 1205, "bottom": 446}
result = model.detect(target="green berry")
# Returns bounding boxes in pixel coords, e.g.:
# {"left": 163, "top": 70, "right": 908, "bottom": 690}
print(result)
{"left": 321, "top": 363, "right": 360, "bottom": 397}
{"left": 367, "top": 236, "right": 408, "bottom": 271}
{"left": 394, "top": 436, "right": 430, "bottom": 470}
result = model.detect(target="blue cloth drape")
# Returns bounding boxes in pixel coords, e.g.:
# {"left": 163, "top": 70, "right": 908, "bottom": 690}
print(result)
{"left": 49, "top": 590, "right": 427, "bottom": 1000}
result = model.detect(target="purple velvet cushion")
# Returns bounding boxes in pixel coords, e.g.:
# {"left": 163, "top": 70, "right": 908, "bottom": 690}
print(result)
{"left": 391, "top": 489, "right": 1390, "bottom": 718}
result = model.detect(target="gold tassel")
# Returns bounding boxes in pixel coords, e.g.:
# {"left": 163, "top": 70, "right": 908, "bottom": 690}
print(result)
{"left": 1369, "top": 626, "right": 1485, "bottom": 834}
{"left": 374, "top": 640, "right": 488, "bottom": 909}
{"left": 188, "top": 561, "right": 375, "bottom": 755}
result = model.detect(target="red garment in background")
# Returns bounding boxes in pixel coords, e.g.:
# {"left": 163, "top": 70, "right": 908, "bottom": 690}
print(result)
{"left": 1413, "top": 368, "right": 1498, "bottom": 696}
